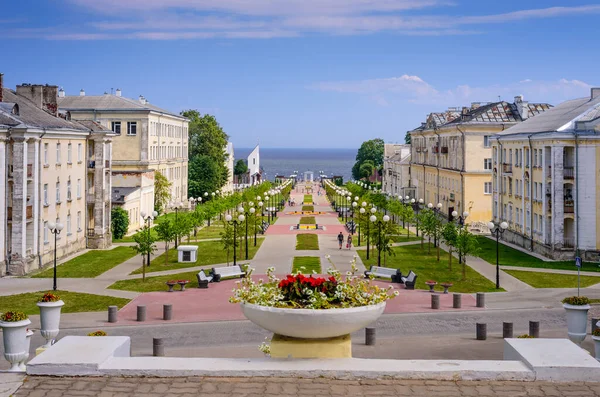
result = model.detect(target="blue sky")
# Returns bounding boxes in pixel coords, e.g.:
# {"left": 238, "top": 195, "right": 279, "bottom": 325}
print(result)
{"left": 2, "top": 1, "right": 599, "bottom": 148}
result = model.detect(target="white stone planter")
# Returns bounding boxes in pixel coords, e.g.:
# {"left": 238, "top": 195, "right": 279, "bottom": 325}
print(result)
{"left": 20, "top": 329, "right": 34, "bottom": 370}
{"left": 37, "top": 300, "right": 64, "bottom": 348}
{"left": 592, "top": 335, "right": 600, "bottom": 362}
{"left": 240, "top": 302, "right": 386, "bottom": 339}
{"left": 563, "top": 303, "right": 590, "bottom": 345}
{"left": 0, "top": 318, "right": 31, "bottom": 372}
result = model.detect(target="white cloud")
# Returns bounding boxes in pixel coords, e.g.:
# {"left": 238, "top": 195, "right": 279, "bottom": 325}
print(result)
{"left": 309, "top": 75, "right": 595, "bottom": 107}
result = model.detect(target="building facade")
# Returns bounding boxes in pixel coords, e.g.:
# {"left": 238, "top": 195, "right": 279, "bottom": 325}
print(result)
{"left": 0, "top": 78, "right": 113, "bottom": 276}
{"left": 409, "top": 98, "right": 551, "bottom": 226}
{"left": 58, "top": 91, "right": 189, "bottom": 221}
{"left": 382, "top": 144, "right": 411, "bottom": 197}
{"left": 491, "top": 89, "right": 600, "bottom": 260}
{"left": 223, "top": 142, "right": 235, "bottom": 193}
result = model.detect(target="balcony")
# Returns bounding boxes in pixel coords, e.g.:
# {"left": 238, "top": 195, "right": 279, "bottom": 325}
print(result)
{"left": 564, "top": 167, "right": 574, "bottom": 179}
{"left": 441, "top": 146, "right": 448, "bottom": 154}
{"left": 7, "top": 205, "right": 33, "bottom": 221}
{"left": 27, "top": 164, "right": 33, "bottom": 178}
{"left": 502, "top": 163, "right": 513, "bottom": 173}
{"left": 88, "top": 160, "right": 96, "bottom": 169}
{"left": 546, "top": 166, "right": 552, "bottom": 179}
{"left": 564, "top": 205, "right": 574, "bottom": 214}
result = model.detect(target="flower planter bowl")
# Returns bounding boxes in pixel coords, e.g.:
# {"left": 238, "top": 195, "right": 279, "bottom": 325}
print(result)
{"left": 177, "top": 280, "right": 189, "bottom": 291}
{"left": 20, "top": 329, "right": 34, "bottom": 370}
{"left": 0, "top": 319, "right": 31, "bottom": 372}
{"left": 37, "top": 300, "right": 65, "bottom": 348}
{"left": 593, "top": 335, "right": 600, "bottom": 362}
{"left": 563, "top": 303, "right": 590, "bottom": 345}
{"left": 440, "top": 283, "right": 453, "bottom": 294}
{"left": 425, "top": 281, "right": 437, "bottom": 293}
{"left": 240, "top": 302, "right": 386, "bottom": 339}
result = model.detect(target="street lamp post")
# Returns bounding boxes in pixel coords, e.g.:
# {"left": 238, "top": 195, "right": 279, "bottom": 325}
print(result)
{"left": 264, "top": 194, "right": 270, "bottom": 222}
{"left": 488, "top": 221, "right": 508, "bottom": 289}
{"left": 434, "top": 202, "right": 442, "bottom": 247}
{"left": 225, "top": 213, "right": 245, "bottom": 266}
{"left": 172, "top": 202, "right": 181, "bottom": 249}
{"left": 351, "top": 201, "right": 357, "bottom": 234}
{"left": 141, "top": 211, "right": 158, "bottom": 268}
{"left": 370, "top": 214, "right": 390, "bottom": 266}
{"left": 47, "top": 221, "right": 64, "bottom": 291}
{"left": 242, "top": 205, "right": 256, "bottom": 260}
{"left": 452, "top": 210, "right": 469, "bottom": 264}
{"left": 365, "top": 207, "right": 376, "bottom": 260}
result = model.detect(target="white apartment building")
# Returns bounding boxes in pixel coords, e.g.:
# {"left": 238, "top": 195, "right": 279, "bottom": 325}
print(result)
{"left": 382, "top": 143, "right": 412, "bottom": 197}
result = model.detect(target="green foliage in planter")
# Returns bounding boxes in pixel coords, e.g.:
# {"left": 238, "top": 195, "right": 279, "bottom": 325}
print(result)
{"left": 562, "top": 296, "right": 591, "bottom": 305}
{"left": 593, "top": 329, "right": 600, "bottom": 337}
{"left": 517, "top": 334, "right": 534, "bottom": 338}
{"left": 88, "top": 330, "right": 107, "bottom": 336}
{"left": 0, "top": 310, "right": 28, "bottom": 322}
{"left": 38, "top": 292, "right": 61, "bottom": 302}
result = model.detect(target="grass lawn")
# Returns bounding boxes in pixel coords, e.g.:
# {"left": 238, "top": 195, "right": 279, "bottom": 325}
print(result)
{"left": 503, "top": 270, "right": 600, "bottom": 289}
{"left": 299, "top": 216, "right": 316, "bottom": 225}
{"left": 357, "top": 244, "right": 500, "bottom": 293}
{"left": 296, "top": 234, "right": 319, "bottom": 250}
{"left": 194, "top": 224, "right": 226, "bottom": 240}
{"left": 0, "top": 291, "right": 130, "bottom": 316}
{"left": 108, "top": 270, "right": 209, "bottom": 292}
{"left": 113, "top": 228, "right": 159, "bottom": 243}
{"left": 302, "top": 205, "right": 314, "bottom": 212}
{"left": 304, "top": 194, "right": 313, "bottom": 203}
{"left": 32, "top": 246, "right": 137, "bottom": 278}
{"left": 476, "top": 236, "right": 600, "bottom": 272}
{"left": 131, "top": 238, "right": 265, "bottom": 274}
{"left": 355, "top": 229, "right": 421, "bottom": 246}
{"left": 292, "top": 256, "right": 322, "bottom": 273}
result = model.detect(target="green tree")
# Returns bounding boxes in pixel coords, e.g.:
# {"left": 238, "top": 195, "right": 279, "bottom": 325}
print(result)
{"left": 455, "top": 228, "right": 480, "bottom": 280}
{"left": 131, "top": 226, "right": 157, "bottom": 282}
{"left": 417, "top": 208, "right": 437, "bottom": 253}
{"left": 155, "top": 220, "right": 176, "bottom": 266}
{"left": 111, "top": 207, "right": 129, "bottom": 240}
{"left": 188, "top": 155, "right": 222, "bottom": 199}
{"left": 234, "top": 159, "right": 248, "bottom": 182}
{"left": 154, "top": 171, "right": 172, "bottom": 214}
{"left": 441, "top": 222, "right": 458, "bottom": 271}
{"left": 398, "top": 204, "right": 414, "bottom": 237}
{"left": 359, "top": 161, "right": 375, "bottom": 181}
{"left": 220, "top": 221, "right": 235, "bottom": 265}
{"left": 352, "top": 138, "right": 385, "bottom": 180}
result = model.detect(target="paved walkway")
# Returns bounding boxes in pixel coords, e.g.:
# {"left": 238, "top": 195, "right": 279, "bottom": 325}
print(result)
{"left": 13, "top": 376, "right": 600, "bottom": 396}
{"left": 499, "top": 265, "right": 600, "bottom": 277}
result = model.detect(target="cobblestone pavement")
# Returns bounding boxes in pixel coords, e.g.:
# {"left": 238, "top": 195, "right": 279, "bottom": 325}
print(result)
{"left": 14, "top": 376, "right": 600, "bottom": 396}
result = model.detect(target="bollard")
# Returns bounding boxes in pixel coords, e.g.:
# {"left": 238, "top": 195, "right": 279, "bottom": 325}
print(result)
{"left": 503, "top": 322, "right": 513, "bottom": 339}
{"left": 529, "top": 321, "right": 540, "bottom": 338}
{"left": 163, "top": 304, "right": 173, "bottom": 321}
{"left": 431, "top": 294, "right": 440, "bottom": 310}
{"left": 476, "top": 293, "right": 485, "bottom": 308}
{"left": 108, "top": 306, "right": 118, "bottom": 323}
{"left": 137, "top": 305, "right": 146, "bottom": 322}
{"left": 153, "top": 338, "right": 164, "bottom": 357}
{"left": 476, "top": 323, "right": 487, "bottom": 340}
{"left": 592, "top": 318, "right": 600, "bottom": 334}
{"left": 365, "top": 328, "right": 376, "bottom": 346}
{"left": 453, "top": 293, "right": 462, "bottom": 309}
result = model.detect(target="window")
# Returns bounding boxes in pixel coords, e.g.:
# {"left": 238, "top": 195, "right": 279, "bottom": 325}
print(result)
{"left": 127, "top": 121, "right": 137, "bottom": 136}
{"left": 483, "top": 136, "right": 490, "bottom": 147}
{"left": 67, "top": 143, "right": 72, "bottom": 163}
{"left": 534, "top": 149, "right": 538, "bottom": 167}
{"left": 484, "top": 182, "right": 492, "bottom": 194}
{"left": 67, "top": 214, "right": 72, "bottom": 235}
{"left": 56, "top": 143, "right": 61, "bottom": 164}
{"left": 111, "top": 121, "right": 121, "bottom": 134}
{"left": 43, "top": 184, "right": 48, "bottom": 205}
{"left": 56, "top": 182, "right": 60, "bottom": 203}
{"left": 77, "top": 211, "right": 81, "bottom": 232}
{"left": 44, "top": 222, "right": 49, "bottom": 244}
{"left": 484, "top": 158, "right": 492, "bottom": 170}
{"left": 77, "top": 179, "right": 81, "bottom": 199}
{"left": 44, "top": 143, "right": 49, "bottom": 165}
{"left": 77, "top": 143, "right": 82, "bottom": 162}
{"left": 67, "top": 180, "right": 72, "bottom": 201}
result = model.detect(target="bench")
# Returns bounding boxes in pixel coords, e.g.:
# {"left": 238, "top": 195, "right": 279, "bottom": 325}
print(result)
{"left": 400, "top": 270, "right": 418, "bottom": 290}
{"left": 196, "top": 270, "right": 213, "bottom": 289}
{"left": 260, "top": 221, "right": 270, "bottom": 234}
{"left": 212, "top": 265, "right": 246, "bottom": 282}
{"left": 346, "top": 221, "right": 357, "bottom": 234}
{"left": 364, "top": 266, "right": 402, "bottom": 283}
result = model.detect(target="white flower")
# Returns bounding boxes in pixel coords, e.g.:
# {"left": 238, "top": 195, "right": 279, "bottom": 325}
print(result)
{"left": 325, "top": 254, "right": 331, "bottom": 259}
{"left": 393, "top": 291, "right": 400, "bottom": 296}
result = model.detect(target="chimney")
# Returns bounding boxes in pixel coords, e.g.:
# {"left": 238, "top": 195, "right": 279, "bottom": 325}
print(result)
{"left": 16, "top": 84, "right": 59, "bottom": 116}
{"left": 0, "top": 73, "right": 3, "bottom": 102}
{"left": 80, "top": 89, "right": 85, "bottom": 96}
{"left": 116, "top": 88, "right": 122, "bottom": 97}
{"left": 471, "top": 102, "right": 481, "bottom": 109}
{"left": 58, "top": 88, "right": 65, "bottom": 97}
{"left": 592, "top": 88, "right": 600, "bottom": 99}
{"left": 139, "top": 95, "right": 146, "bottom": 104}
{"left": 515, "top": 95, "right": 529, "bottom": 120}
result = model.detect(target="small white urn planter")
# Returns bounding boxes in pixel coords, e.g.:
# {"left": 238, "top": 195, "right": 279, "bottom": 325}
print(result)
{"left": 37, "top": 300, "right": 64, "bottom": 348}
{"left": 240, "top": 302, "right": 386, "bottom": 339}
{"left": 20, "top": 329, "right": 34, "bottom": 370}
{"left": 563, "top": 303, "right": 590, "bottom": 345}
{"left": 593, "top": 335, "right": 600, "bottom": 362}
{"left": 0, "top": 318, "right": 31, "bottom": 372}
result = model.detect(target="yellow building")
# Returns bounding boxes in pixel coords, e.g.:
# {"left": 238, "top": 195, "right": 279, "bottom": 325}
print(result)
{"left": 491, "top": 89, "right": 600, "bottom": 260}
{"left": 410, "top": 97, "right": 551, "bottom": 226}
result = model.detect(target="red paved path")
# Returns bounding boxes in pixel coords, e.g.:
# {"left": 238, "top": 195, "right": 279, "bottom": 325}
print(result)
{"left": 112, "top": 277, "right": 480, "bottom": 326}
{"left": 265, "top": 224, "right": 347, "bottom": 235}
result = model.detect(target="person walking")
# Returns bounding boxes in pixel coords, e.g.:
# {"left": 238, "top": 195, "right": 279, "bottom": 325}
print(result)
{"left": 347, "top": 234, "right": 353, "bottom": 250}
{"left": 337, "top": 232, "right": 344, "bottom": 250}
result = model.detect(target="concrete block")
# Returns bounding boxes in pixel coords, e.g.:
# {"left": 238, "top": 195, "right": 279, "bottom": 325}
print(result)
{"left": 270, "top": 334, "right": 352, "bottom": 359}
{"left": 503, "top": 338, "right": 600, "bottom": 381}
{"left": 27, "top": 336, "right": 131, "bottom": 376}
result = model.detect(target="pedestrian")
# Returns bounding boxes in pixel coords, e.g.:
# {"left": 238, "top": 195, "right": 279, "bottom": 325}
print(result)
{"left": 337, "top": 232, "right": 344, "bottom": 250}
{"left": 347, "top": 234, "right": 353, "bottom": 250}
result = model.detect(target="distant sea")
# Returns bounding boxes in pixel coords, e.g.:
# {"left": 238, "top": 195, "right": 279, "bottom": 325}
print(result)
{"left": 235, "top": 148, "right": 356, "bottom": 182}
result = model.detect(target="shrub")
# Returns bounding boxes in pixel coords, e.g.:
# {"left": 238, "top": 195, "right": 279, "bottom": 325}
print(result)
{"left": 562, "top": 296, "right": 591, "bottom": 306}
{"left": 38, "top": 292, "right": 61, "bottom": 302}
{"left": 517, "top": 334, "right": 534, "bottom": 338}
{"left": 111, "top": 207, "right": 130, "bottom": 240}
{"left": 88, "top": 330, "right": 107, "bottom": 336}
{"left": 0, "top": 311, "right": 28, "bottom": 322}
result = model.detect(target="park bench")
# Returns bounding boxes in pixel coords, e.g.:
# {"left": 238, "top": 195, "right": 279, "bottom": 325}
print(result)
{"left": 196, "top": 270, "right": 213, "bottom": 288}
{"left": 212, "top": 265, "right": 246, "bottom": 282}
{"left": 260, "top": 221, "right": 270, "bottom": 234}
{"left": 400, "top": 270, "right": 418, "bottom": 290}
{"left": 346, "top": 221, "right": 357, "bottom": 234}
{"left": 364, "top": 266, "right": 402, "bottom": 283}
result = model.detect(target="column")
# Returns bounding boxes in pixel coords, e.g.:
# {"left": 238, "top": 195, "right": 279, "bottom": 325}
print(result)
{"left": 551, "top": 146, "right": 564, "bottom": 248}
{"left": 9, "top": 137, "right": 27, "bottom": 274}
{"left": 0, "top": 138, "right": 6, "bottom": 265}
{"left": 32, "top": 138, "right": 40, "bottom": 255}
{"left": 94, "top": 138, "right": 105, "bottom": 236}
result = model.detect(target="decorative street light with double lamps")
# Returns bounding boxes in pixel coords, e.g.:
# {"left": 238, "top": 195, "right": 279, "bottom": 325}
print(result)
{"left": 365, "top": 207, "right": 376, "bottom": 260}
{"left": 171, "top": 202, "right": 182, "bottom": 248}
{"left": 141, "top": 211, "right": 158, "bottom": 268}
{"left": 452, "top": 210, "right": 469, "bottom": 264}
{"left": 351, "top": 201, "right": 358, "bottom": 234}
{"left": 345, "top": 194, "right": 351, "bottom": 222}
{"left": 225, "top": 212, "right": 245, "bottom": 266}
{"left": 488, "top": 221, "right": 509, "bottom": 289}
{"left": 412, "top": 198, "right": 424, "bottom": 236}
{"left": 370, "top": 213, "right": 390, "bottom": 266}
{"left": 47, "top": 221, "right": 64, "bottom": 291}
{"left": 241, "top": 205, "right": 256, "bottom": 259}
